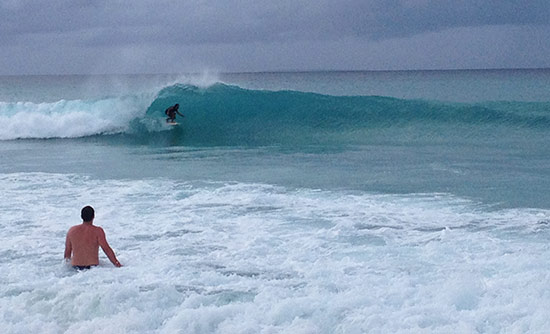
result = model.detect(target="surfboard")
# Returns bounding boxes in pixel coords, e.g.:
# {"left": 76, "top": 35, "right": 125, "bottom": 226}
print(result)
{"left": 167, "top": 122, "right": 178, "bottom": 126}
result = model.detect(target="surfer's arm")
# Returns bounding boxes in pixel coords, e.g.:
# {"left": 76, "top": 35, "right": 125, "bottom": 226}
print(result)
{"left": 176, "top": 111, "right": 184, "bottom": 117}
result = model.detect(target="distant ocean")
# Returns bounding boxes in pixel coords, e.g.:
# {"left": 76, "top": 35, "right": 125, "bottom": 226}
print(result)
{"left": 1, "top": 70, "right": 549, "bottom": 333}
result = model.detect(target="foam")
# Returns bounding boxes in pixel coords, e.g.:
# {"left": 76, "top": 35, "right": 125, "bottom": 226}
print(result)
{"left": 1, "top": 173, "right": 549, "bottom": 333}
{"left": 0, "top": 95, "right": 151, "bottom": 140}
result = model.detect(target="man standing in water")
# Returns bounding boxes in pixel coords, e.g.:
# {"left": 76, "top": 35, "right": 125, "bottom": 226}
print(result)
{"left": 64, "top": 206, "right": 122, "bottom": 269}
{"left": 165, "top": 103, "right": 184, "bottom": 123}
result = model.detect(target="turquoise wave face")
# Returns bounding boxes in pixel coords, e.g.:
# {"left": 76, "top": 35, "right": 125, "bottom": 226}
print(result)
{"left": 2, "top": 81, "right": 548, "bottom": 144}
{"left": 137, "top": 83, "right": 550, "bottom": 146}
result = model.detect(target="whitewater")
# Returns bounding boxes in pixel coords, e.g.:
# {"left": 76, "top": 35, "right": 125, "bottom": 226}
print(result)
{"left": 1, "top": 70, "right": 550, "bottom": 333}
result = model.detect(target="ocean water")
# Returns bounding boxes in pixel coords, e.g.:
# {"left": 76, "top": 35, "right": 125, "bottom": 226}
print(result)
{"left": 1, "top": 70, "right": 550, "bottom": 333}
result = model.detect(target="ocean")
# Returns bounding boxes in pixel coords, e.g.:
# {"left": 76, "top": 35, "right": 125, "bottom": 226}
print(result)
{"left": 1, "top": 70, "right": 549, "bottom": 333}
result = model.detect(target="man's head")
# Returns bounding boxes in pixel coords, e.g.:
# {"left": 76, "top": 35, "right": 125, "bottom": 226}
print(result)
{"left": 175, "top": 104, "right": 179, "bottom": 109}
{"left": 81, "top": 206, "right": 95, "bottom": 222}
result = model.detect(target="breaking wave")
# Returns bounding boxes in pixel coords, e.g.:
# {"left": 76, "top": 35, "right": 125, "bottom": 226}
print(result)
{"left": 1, "top": 82, "right": 548, "bottom": 145}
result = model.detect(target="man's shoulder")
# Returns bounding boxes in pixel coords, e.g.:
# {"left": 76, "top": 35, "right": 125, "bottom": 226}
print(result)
{"left": 92, "top": 225, "right": 106, "bottom": 234}
{"left": 68, "top": 224, "right": 81, "bottom": 232}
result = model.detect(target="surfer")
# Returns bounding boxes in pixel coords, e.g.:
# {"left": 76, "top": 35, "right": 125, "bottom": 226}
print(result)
{"left": 64, "top": 206, "right": 122, "bottom": 269}
{"left": 165, "top": 103, "right": 184, "bottom": 123}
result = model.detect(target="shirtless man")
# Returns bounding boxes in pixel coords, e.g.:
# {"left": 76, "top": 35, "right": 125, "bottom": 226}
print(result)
{"left": 64, "top": 206, "right": 122, "bottom": 269}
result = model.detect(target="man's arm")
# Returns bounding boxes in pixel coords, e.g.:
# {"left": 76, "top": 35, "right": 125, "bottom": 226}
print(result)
{"left": 64, "top": 231, "right": 72, "bottom": 261}
{"left": 176, "top": 110, "right": 184, "bottom": 117}
{"left": 97, "top": 227, "right": 122, "bottom": 267}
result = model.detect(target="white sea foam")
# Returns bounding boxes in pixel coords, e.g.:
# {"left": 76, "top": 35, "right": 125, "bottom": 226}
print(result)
{"left": 1, "top": 173, "right": 549, "bottom": 333}
{"left": 0, "top": 95, "right": 153, "bottom": 140}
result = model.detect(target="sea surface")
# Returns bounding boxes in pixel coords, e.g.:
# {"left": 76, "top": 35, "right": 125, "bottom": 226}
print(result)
{"left": 1, "top": 70, "right": 549, "bottom": 333}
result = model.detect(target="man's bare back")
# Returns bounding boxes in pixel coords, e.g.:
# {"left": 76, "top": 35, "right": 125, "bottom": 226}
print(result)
{"left": 64, "top": 206, "right": 122, "bottom": 268}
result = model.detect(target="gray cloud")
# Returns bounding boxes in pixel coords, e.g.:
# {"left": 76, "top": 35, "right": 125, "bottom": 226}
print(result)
{"left": 3, "top": 0, "right": 549, "bottom": 44}
{"left": 0, "top": 0, "right": 549, "bottom": 74}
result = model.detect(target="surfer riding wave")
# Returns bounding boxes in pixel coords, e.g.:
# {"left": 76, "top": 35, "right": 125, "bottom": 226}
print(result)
{"left": 165, "top": 104, "right": 184, "bottom": 123}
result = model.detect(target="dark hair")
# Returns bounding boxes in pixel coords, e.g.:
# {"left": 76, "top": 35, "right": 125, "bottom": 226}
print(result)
{"left": 175, "top": 104, "right": 179, "bottom": 108}
{"left": 81, "top": 206, "right": 95, "bottom": 222}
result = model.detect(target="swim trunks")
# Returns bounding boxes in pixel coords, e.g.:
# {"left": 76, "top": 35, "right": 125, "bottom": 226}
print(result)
{"left": 73, "top": 265, "right": 91, "bottom": 270}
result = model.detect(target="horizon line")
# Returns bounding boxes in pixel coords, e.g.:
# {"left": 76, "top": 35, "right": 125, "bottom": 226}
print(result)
{"left": 1, "top": 66, "right": 549, "bottom": 77}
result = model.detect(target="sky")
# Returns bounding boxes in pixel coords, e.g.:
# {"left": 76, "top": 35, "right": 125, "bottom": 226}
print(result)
{"left": 1, "top": 0, "right": 549, "bottom": 74}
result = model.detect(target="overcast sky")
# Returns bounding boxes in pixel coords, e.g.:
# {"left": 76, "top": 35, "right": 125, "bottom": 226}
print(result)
{"left": 1, "top": 0, "right": 549, "bottom": 74}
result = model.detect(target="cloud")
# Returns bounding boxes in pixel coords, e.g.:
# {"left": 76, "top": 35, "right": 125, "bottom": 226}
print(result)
{"left": 0, "top": 0, "right": 549, "bottom": 73}
{"left": 2, "top": 0, "right": 549, "bottom": 46}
